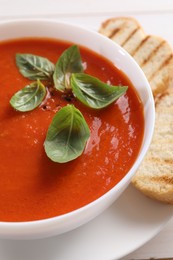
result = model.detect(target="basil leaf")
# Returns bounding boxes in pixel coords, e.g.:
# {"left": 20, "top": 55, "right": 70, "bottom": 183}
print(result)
{"left": 53, "top": 45, "right": 83, "bottom": 92}
{"left": 10, "top": 80, "right": 46, "bottom": 112}
{"left": 16, "top": 53, "right": 55, "bottom": 80}
{"left": 71, "top": 73, "right": 128, "bottom": 109}
{"left": 44, "top": 104, "right": 90, "bottom": 163}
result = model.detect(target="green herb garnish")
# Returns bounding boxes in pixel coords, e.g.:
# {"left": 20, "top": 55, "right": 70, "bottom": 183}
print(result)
{"left": 71, "top": 73, "right": 128, "bottom": 109}
{"left": 53, "top": 45, "right": 83, "bottom": 92}
{"left": 10, "top": 80, "right": 46, "bottom": 112}
{"left": 16, "top": 53, "right": 55, "bottom": 80}
{"left": 10, "top": 45, "right": 128, "bottom": 163}
{"left": 44, "top": 104, "right": 90, "bottom": 163}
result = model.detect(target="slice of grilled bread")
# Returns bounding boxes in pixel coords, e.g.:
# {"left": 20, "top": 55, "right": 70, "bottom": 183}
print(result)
{"left": 132, "top": 86, "right": 173, "bottom": 204}
{"left": 99, "top": 17, "right": 173, "bottom": 98}
{"left": 100, "top": 17, "right": 173, "bottom": 204}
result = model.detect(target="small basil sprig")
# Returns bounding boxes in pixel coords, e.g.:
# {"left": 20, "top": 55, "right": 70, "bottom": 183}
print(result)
{"left": 71, "top": 73, "right": 128, "bottom": 109}
{"left": 53, "top": 45, "right": 83, "bottom": 92}
{"left": 16, "top": 53, "right": 55, "bottom": 80}
{"left": 10, "top": 80, "right": 46, "bottom": 112}
{"left": 44, "top": 104, "right": 90, "bottom": 163}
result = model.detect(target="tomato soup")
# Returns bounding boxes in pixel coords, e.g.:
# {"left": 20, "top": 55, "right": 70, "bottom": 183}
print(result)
{"left": 0, "top": 38, "right": 144, "bottom": 222}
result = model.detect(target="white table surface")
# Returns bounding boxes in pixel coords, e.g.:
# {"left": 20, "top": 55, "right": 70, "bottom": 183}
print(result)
{"left": 0, "top": 0, "right": 173, "bottom": 259}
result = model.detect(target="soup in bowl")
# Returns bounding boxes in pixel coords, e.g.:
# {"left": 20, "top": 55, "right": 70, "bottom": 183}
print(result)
{"left": 0, "top": 19, "right": 155, "bottom": 239}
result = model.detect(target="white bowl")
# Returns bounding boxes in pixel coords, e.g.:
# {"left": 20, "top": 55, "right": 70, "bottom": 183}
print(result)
{"left": 0, "top": 19, "right": 155, "bottom": 239}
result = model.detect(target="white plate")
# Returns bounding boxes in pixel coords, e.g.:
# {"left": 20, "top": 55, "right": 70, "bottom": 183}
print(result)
{"left": 0, "top": 184, "right": 173, "bottom": 260}
{"left": 1, "top": 12, "right": 173, "bottom": 260}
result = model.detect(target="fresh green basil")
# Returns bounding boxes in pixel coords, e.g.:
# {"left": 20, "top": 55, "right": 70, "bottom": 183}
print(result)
{"left": 71, "top": 73, "right": 128, "bottom": 109}
{"left": 53, "top": 45, "right": 83, "bottom": 92}
{"left": 10, "top": 80, "right": 46, "bottom": 112}
{"left": 44, "top": 104, "right": 90, "bottom": 163}
{"left": 16, "top": 53, "right": 55, "bottom": 80}
{"left": 10, "top": 45, "right": 129, "bottom": 164}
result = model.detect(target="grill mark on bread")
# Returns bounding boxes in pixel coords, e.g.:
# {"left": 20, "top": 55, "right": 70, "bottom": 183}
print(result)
{"left": 109, "top": 27, "right": 121, "bottom": 39}
{"left": 151, "top": 176, "right": 173, "bottom": 185}
{"left": 149, "top": 54, "right": 173, "bottom": 81}
{"left": 130, "top": 35, "right": 150, "bottom": 56}
{"left": 121, "top": 27, "right": 140, "bottom": 47}
{"left": 148, "top": 157, "right": 173, "bottom": 165}
{"left": 101, "top": 19, "right": 111, "bottom": 29}
{"left": 155, "top": 91, "right": 169, "bottom": 106}
{"left": 164, "top": 158, "right": 173, "bottom": 165}
{"left": 140, "top": 41, "right": 165, "bottom": 67}
{"left": 109, "top": 21, "right": 128, "bottom": 39}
